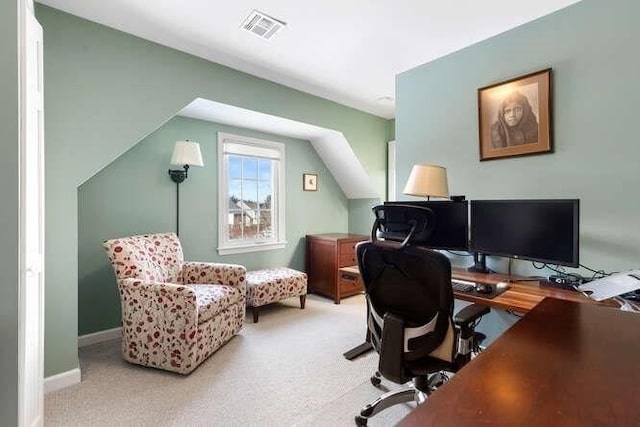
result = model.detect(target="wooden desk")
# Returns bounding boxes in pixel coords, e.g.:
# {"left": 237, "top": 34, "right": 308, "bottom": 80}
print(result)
{"left": 399, "top": 298, "right": 640, "bottom": 426}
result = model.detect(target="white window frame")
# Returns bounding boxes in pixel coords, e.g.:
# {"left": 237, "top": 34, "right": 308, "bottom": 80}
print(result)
{"left": 217, "top": 132, "right": 286, "bottom": 255}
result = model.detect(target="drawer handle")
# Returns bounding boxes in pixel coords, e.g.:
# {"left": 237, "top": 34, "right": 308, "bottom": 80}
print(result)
{"left": 341, "top": 274, "right": 356, "bottom": 281}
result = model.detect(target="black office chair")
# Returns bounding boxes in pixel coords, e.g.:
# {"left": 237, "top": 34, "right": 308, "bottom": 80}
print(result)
{"left": 354, "top": 204, "right": 489, "bottom": 426}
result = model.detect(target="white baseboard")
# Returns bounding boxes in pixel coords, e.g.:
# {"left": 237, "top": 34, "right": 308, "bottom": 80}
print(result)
{"left": 78, "top": 327, "right": 122, "bottom": 347}
{"left": 44, "top": 367, "right": 81, "bottom": 394}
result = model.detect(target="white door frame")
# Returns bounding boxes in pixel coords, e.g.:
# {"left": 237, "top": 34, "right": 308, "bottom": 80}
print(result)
{"left": 18, "top": 0, "right": 45, "bottom": 425}
{"left": 387, "top": 140, "right": 396, "bottom": 201}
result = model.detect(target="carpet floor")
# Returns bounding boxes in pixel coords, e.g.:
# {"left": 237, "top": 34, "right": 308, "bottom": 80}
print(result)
{"left": 45, "top": 294, "right": 413, "bottom": 426}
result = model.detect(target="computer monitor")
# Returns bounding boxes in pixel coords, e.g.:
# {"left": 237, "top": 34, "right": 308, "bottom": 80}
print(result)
{"left": 469, "top": 199, "right": 579, "bottom": 267}
{"left": 384, "top": 200, "right": 469, "bottom": 251}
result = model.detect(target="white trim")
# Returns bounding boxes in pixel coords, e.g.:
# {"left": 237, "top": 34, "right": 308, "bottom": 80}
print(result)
{"left": 387, "top": 140, "right": 396, "bottom": 201}
{"left": 217, "top": 241, "right": 287, "bottom": 255}
{"left": 78, "top": 327, "right": 122, "bottom": 347}
{"left": 44, "top": 368, "right": 81, "bottom": 394}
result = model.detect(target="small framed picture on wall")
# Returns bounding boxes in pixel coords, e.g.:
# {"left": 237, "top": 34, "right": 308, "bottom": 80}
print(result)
{"left": 303, "top": 173, "right": 318, "bottom": 191}
{"left": 478, "top": 68, "right": 553, "bottom": 161}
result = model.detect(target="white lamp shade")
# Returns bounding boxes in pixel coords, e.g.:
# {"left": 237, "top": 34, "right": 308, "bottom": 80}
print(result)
{"left": 402, "top": 164, "right": 449, "bottom": 198}
{"left": 170, "top": 140, "right": 204, "bottom": 167}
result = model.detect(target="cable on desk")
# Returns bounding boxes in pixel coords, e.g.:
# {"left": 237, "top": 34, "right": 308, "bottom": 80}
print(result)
{"left": 580, "top": 263, "right": 613, "bottom": 277}
{"left": 531, "top": 262, "right": 598, "bottom": 283}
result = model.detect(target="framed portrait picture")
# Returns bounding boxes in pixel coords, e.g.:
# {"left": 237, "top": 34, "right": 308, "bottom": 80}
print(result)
{"left": 478, "top": 68, "right": 552, "bottom": 161}
{"left": 303, "top": 173, "right": 318, "bottom": 191}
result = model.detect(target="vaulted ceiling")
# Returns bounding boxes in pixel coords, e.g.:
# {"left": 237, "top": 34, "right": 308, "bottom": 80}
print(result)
{"left": 37, "top": 0, "right": 582, "bottom": 118}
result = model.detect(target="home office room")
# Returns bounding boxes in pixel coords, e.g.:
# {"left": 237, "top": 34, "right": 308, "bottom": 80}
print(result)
{"left": 2, "top": 0, "right": 639, "bottom": 426}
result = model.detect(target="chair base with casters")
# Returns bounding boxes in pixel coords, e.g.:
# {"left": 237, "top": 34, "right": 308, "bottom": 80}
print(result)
{"left": 355, "top": 371, "right": 449, "bottom": 426}
{"left": 353, "top": 204, "right": 491, "bottom": 426}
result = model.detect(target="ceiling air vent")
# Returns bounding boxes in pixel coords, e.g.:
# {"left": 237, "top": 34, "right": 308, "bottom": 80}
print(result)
{"left": 241, "top": 10, "right": 286, "bottom": 40}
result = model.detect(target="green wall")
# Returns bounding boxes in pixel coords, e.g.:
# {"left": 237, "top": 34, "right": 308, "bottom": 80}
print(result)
{"left": 0, "top": 1, "right": 19, "bottom": 423}
{"left": 386, "top": 119, "right": 395, "bottom": 143}
{"left": 36, "top": 5, "right": 387, "bottom": 376}
{"left": 397, "top": 0, "right": 640, "bottom": 277}
{"left": 78, "top": 116, "right": 348, "bottom": 335}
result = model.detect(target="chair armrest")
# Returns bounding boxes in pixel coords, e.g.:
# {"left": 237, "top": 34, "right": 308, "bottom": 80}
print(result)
{"left": 379, "top": 313, "right": 410, "bottom": 384}
{"left": 182, "top": 262, "right": 246, "bottom": 295}
{"left": 453, "top": 303, "right": 490, "bottom": 328}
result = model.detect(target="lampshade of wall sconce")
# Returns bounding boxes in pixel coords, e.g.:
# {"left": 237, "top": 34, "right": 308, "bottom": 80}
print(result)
{"left": 171, "top": 140, "right": 204, "bottom": 167}
{"left": 402, "top": 164, "right": 449, "bottom": 198}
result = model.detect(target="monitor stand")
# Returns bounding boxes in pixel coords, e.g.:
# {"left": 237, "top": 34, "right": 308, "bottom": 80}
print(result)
{"left": 467, "top": 252, "right": 491, "bottom": 274}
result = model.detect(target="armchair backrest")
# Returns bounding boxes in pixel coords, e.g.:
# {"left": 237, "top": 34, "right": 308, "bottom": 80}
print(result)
{"left": 103, "top": 232, "right": 184, "bottom": 283}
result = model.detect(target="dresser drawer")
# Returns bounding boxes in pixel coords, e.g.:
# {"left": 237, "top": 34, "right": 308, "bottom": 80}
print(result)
{"left": 338, "top": 241, "right": 358, "bottom": 267}
{"left": 339, "top": 270, "right": 363, "bottom": 296}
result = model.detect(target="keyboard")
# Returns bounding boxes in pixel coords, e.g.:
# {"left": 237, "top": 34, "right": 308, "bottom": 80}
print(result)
{"left": 451, "top": 279, "right": 476, "bottom": 293}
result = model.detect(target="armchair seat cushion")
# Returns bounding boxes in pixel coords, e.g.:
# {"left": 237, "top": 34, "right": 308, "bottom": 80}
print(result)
{"left": 192, "top": 284, "right": 244, "bottom": 324}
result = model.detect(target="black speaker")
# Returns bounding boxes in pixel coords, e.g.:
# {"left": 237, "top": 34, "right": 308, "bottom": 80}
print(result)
{"left": 450, "top": 195, "right": 466, "bottom": 202}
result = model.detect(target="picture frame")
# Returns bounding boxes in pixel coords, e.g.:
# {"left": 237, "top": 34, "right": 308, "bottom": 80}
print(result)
{"left": 478, "top": 68, "right": 552, "bottom": 161}
{"left": 303, "top": 173, "right": 318, "bottom": 191}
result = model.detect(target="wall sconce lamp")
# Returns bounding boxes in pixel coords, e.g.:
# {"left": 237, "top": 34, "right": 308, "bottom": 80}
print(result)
{"left": 402, "top": 164, "right": 449, "bottom": 200}
{"left": 168, "top": 140, "right": 204, "bottom": 235}
{"left": 168, "top": 140, "right": 204, "bottom": 183}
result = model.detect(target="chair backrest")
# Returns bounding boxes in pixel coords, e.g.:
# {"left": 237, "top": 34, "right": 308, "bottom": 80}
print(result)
{"left": 357, "top": 204, "right": 455, "bottom": 382}
{"left": 103, "top": 232, "right": 184, "bottom": 283}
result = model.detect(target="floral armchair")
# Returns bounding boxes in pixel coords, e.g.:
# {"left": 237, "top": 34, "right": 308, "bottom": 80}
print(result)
{"left": 103, "top": 232, "right": 246, "bottom": 374}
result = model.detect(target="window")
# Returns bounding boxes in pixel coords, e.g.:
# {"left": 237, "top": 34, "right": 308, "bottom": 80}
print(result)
{"left": 218, "top": 133, "right": 286, "bottom": 254}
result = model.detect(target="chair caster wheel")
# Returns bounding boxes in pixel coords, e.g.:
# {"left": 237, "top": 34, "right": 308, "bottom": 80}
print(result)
{"left": 355, "top": 415, "right": 368, "bottom": 426}
{"left": 370, "top": 372, "right": 382, "bottom": 387}
{"left": 426, "top": 372, "right": 448, "bottom": 392}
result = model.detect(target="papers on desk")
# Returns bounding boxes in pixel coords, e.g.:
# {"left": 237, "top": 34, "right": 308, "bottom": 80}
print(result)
{"left": 578, "top": 270, "right": 640, "bottom": 301}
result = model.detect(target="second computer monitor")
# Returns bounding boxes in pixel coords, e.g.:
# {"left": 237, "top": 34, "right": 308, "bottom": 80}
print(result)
{"left": 384, "top": 200, "right": 469, "bottom": 251}
{"left": 469, "top": 199, "right": 579, "bottom": 267}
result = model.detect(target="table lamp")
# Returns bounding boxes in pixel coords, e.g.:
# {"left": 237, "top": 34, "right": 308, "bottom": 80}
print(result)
{"left": 402, "top": 164, "right": 449, "bottom": 200}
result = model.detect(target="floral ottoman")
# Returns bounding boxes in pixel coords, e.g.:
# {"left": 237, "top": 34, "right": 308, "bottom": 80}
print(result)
{"left": 246, "top": 267, "right": 307, "bottom": 323}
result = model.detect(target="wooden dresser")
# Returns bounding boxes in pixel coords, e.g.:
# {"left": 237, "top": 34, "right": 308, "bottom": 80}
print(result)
{"left": 305, "top": 233, "right": 368, "bottom": 304}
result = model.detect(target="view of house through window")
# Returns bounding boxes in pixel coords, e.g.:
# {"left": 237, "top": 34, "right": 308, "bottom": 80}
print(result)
{"left": 228, "top": 155, "right": 273, "bottom": 240}
{"left": 218, "top": 133, "right": 286, "bottom": 254}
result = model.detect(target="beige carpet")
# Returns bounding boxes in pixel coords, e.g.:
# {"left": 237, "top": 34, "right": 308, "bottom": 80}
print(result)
{"left": 45, "top": 295, "right": 412, "bottom": 426}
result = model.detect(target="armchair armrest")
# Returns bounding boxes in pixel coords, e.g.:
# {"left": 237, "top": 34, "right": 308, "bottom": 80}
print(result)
{"left": 182, "top": 262, "right": 246, "bottom": 296}
{"left": 118, "top": 278, "right": 199, "bottom": 374}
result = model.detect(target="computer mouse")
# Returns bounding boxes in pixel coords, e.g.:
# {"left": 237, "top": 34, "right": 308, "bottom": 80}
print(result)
{"left": 475, "top": 283, "right": 493, "bottom": 294}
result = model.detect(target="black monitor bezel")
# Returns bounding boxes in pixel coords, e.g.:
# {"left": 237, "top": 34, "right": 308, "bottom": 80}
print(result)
{"left": 384, "top": 200, "right": 469, "bottom": 251}
{"left": 469, "top": 199, "right": 580, "bottom": 267}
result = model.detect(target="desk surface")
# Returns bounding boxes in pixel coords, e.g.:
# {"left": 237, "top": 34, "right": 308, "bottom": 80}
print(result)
{"left": 338, "top": 265, "right": 604, "bottom": 313}
{"left": 450, "top": 267, "right": 604, "bottom": 312}
{"left": 399, "top": 298, "right": 640, "bottom": 426}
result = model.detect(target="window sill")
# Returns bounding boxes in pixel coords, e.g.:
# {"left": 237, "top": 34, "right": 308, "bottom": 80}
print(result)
{"left": 217, "top": 241, "right": 287, "bottom": 255}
